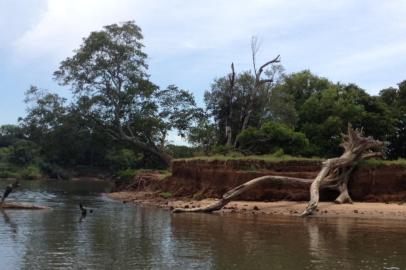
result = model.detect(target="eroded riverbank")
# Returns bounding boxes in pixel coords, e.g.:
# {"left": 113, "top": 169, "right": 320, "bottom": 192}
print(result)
{"left": 109, "top": 158, "right": 406, "bottom": 220}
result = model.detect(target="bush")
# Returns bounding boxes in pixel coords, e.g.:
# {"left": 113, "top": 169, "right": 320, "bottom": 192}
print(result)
{"left": 0, "top": 165, "right": 19, "bottom": 178}
{"left": 40, "top": 162, "right": 70, "bottom": 179}
{"left": 166, "top": 144, "right": 197, "bottom": 159}
{"left": 159, "top": 192, "right": 172, "bottom": 199}
{"left": 237, "top": 121, "right": 309, "bottom": 155}
{"left": 0, "top": 147, "right": 12, "bottom": 163}
{"left": 20, "top": 165, "right": 42, "bottom": 180}
{"left": 273, "top": 148, "right": 285, "bottom": 157}
{"left": 116, "top": 168, "right": 137, "bottom": 181}
{"left": 211, "top": 145, "right": 244, "bottom": 157}
{"left": 8, "top": 140, "right": 39, "bottom": 166}
{"left": 105, "top": 148, "right": 142, "bottom": 170}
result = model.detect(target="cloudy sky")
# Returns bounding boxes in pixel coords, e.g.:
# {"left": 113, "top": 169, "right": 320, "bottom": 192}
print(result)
{"left": 1, "top": 0, "right": 406, "bottom": 129}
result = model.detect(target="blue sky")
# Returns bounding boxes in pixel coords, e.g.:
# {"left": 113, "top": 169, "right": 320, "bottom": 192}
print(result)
{"left": 1, "top": 0, "right": 406, "bottom": 140}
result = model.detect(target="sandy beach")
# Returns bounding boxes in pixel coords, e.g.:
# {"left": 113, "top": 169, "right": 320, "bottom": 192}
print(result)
{"left": 108, "top": 191, "right": 406, "bottom": 220}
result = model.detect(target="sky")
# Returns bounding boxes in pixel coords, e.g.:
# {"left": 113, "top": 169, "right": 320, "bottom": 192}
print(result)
{"left": 1, "top": 0, "right": 406, "bottom": 143}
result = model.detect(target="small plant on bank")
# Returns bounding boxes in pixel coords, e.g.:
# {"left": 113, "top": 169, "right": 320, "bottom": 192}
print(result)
{"left": 159, "top": 192, "right": 172, "bottom": 199}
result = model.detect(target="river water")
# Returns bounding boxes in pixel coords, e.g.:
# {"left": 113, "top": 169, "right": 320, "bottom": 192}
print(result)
{"left": 0, "top": 180, "right": 405, "bottom": 270}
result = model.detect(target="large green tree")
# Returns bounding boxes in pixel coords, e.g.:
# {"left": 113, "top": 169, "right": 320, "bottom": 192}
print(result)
{"left": 379, "top": 80, "right": 406, "bottom": 158}
{"left": 299, "top": 83, "right": 394, "bottom": 156}
{"left": 54, "top": 21, "right": 200, "bottom": 167}
{"left": 21, "top": 86, "right": 110, "bottom": 166}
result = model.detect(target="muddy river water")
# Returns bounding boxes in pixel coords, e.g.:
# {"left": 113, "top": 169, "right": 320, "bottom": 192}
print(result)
{"left": 0, "top": 180, "right": 405, "bottom": 269}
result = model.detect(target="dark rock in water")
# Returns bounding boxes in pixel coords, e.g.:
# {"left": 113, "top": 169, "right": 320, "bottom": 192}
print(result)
{"left": 253, "top": 206, "right": 260, "bottom": 211}
{"left": 354, "top": 210, "right": 359, "bottom": 213}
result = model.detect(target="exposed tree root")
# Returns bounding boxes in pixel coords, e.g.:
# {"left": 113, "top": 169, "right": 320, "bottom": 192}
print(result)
{"left": 173, "top": 124, "right": 384, "bottom": 216}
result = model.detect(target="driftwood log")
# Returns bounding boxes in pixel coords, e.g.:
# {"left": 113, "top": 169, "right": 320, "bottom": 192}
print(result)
{"left": 173, "top": 124, "right": 384, "bottom": 216}
{"left": 0, "top": 202, "right": 49, "bottom": 210}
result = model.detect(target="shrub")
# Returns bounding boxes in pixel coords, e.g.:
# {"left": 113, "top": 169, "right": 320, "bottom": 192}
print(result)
{"left": 166, "top": 144, "right": 197, "bottom": 159}
{"left": 0, "top": 147, "right": 12, "bottom": 163}
{"left": 211, "top": 145, "right": 244, "bottom": 157}
{"left": 105, "top": 148, "right": 142, "bottom": 170}
{"left": 20, "top": 165, "right": 42, "bottom": 180}
{"left": 40, "top": 162, "right": 70, "bottom": 179}
{"left": 116, "top": 168, "right": 137, "bottom": 181}
{"left": 237, "top": 121, "right": 309, "bottom": 155}
{"left": 0, "top": 166, "right": 18, "bottom": 178}
{"left": 8, "top": 140, "right": 39, "bottom": 166}
{"left": 159, "top": 192, "right": 172, "bottom": 199}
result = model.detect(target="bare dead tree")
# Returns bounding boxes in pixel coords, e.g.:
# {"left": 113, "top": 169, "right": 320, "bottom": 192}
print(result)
{"left": 225, "top": 63, "right": 236, "bottom": 146}
{"left": 240, "top": 37, "right": 281, "bottom": 133}
{"left": 173, "top": 124, "right": 384, "bottom": 215}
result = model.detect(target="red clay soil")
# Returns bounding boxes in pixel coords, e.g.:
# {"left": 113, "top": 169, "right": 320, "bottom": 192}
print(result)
{"left": 155, "top": 159, "right": 406, "bottom": 202}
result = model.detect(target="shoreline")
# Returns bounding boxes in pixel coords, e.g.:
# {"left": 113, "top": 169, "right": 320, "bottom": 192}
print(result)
{"left": 108, "top": 191, "right": 406, "bottom": 220}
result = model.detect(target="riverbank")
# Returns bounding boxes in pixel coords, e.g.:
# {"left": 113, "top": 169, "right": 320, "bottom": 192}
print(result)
{"left": 108, "top": 157, "right": 406, "bottom": 220}
{"left": 108, "top": 191, "right": 406, "bottom": 220}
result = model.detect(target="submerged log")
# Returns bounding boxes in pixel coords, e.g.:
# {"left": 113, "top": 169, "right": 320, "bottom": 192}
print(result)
{"left": 172, "top": 124, "right": 384, "bottom": 216}
{"left": 0, "top": 202, "right": 49, "bottom": 210}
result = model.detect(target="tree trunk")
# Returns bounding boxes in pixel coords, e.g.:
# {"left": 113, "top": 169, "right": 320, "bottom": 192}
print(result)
{"left": 238, "top": 53, "right": 280, "bottom": 134}
{"left": 173, "top": 124, "right": 383, "bottom": 215}
{"left": 116, "top": 125, "right": 173, "bottom": 168}
{"left": 0, "top": 203, "right": 49, "bottom": 209}
{"left": 241, "top": 109, "right": 253, "bottom": 132}
{"left": 173, "top": 175, "right": 313, "bottom": 213}
{"left": 130, "top": 141, "right": 172, "bottom": 168}
{"left": 225, "top": 63, "right": 236, "bottom": 146}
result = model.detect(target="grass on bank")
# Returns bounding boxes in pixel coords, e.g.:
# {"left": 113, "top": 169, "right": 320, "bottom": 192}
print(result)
{"left": 176, "top": 153, "right": 321, "bottom": 162}
{"left": 176, "top": 153, "right": 406, "bottom": 167}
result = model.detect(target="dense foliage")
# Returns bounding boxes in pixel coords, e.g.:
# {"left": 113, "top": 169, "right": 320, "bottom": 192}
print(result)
{"left": 1, "top": 21, "right": 405, "bottom": 178}
{"left": 201, "top": 70, "right": 403, "bottom": 158}
{"left": 237, "top": 122, "right": 309, "bottom": 155}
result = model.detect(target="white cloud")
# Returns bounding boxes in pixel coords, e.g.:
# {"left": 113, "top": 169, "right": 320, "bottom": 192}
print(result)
{"left": 11, "top": 0, "right": 354, "bottom": 61}
{"left": 8, "top": 0, "right": 406, "bottom": 94}
{"left": 13, "top": 0, "right": 138, "bottom": 61}
{"left": 333, "top": 41, "right": 406, "bottom": 71}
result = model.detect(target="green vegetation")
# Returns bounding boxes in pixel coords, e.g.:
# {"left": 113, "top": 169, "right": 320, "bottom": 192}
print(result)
{"left": 116, "top": 168, "right": 138, "bottom": 181}
{"left": 237, "top": 122, "right": 309, "bottom": 155}
{"left": 177, "top": 155, "right": 406, "bottom": 169}
{"left": 178, "top": 154, "right": 321, "bottom": 162}
{"left": 1, "top": 21, "right": 406, "bottom": 179}
{"left": 159, "top": 192, "right": 173, "bottom": 199}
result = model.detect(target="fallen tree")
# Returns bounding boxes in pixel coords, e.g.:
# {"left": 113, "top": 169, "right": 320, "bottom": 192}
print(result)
{"left": 0, "top": 203, "right": 49, "bottom": 210}
{"left": 173, "top": 124, "right": 384, "bottom": 216}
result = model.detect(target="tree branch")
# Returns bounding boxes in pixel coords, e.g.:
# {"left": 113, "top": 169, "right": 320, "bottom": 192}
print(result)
{"left": 257, "top": 55, "right": 281, "bottom": 75}
{"left": 173, "top": 175, "right": 312, "bottom": 213}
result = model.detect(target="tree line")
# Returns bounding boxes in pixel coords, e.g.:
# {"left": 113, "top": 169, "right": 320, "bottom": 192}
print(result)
{"left": 0, "top": 21, "right": 405, "bottom": 178}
